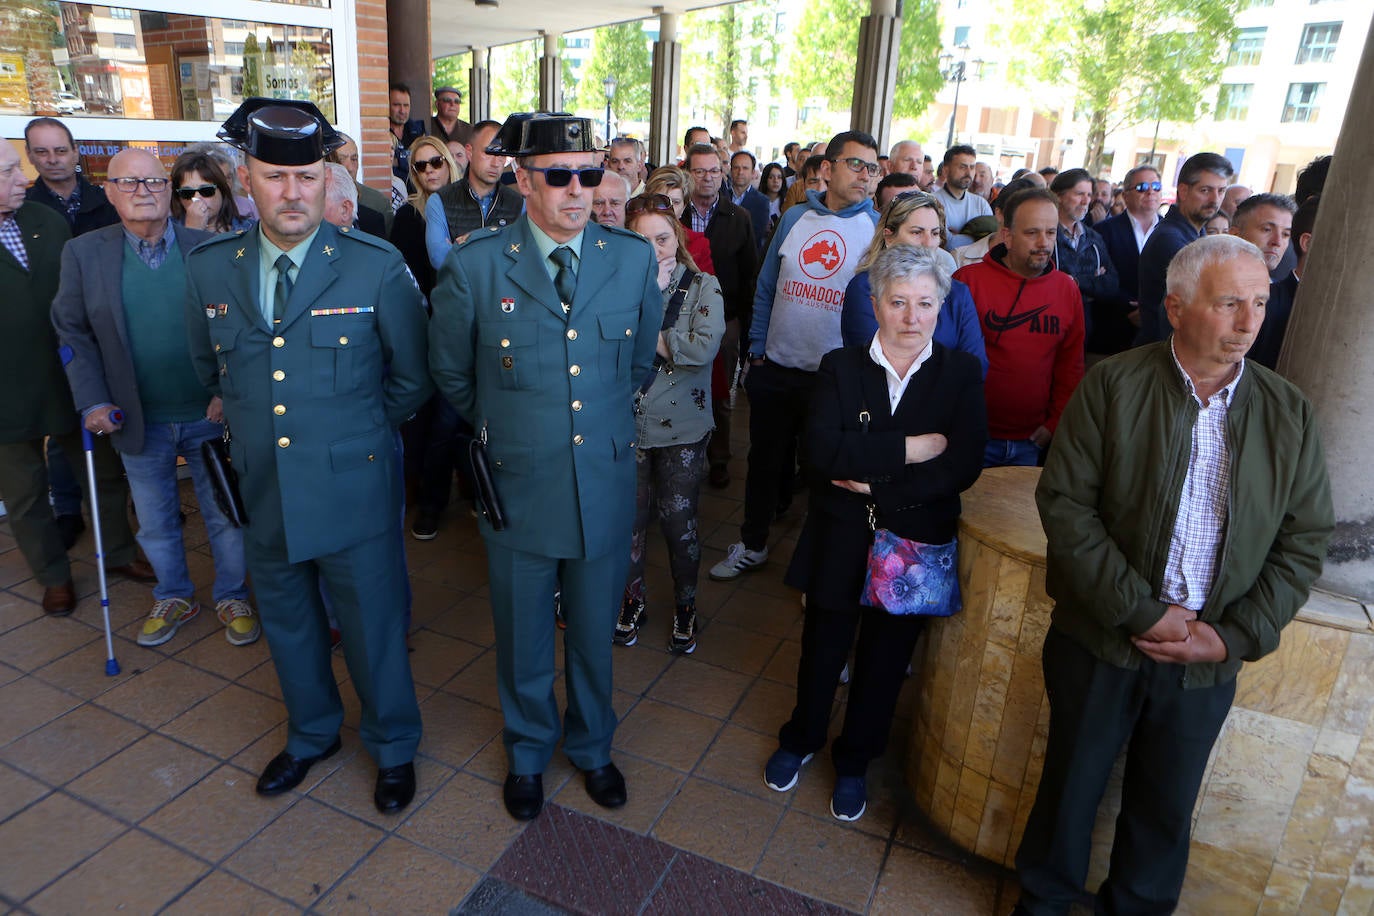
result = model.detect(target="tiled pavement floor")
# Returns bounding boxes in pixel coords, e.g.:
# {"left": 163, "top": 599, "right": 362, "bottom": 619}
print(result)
{"left": 0, "top": 404, "right": 1019, "bottom": 915}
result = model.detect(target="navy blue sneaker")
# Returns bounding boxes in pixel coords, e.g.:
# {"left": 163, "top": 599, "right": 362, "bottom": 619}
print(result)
{"left": 830, "top": 776, "right": 867, "bottom": 822}
{"left": 763, "top": 747, "right": 813, "bottom": 792}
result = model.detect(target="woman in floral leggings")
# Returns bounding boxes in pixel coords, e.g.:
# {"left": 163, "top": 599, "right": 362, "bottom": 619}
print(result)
{"left": 614, "top": 194, "right": 724, "bottom": 654}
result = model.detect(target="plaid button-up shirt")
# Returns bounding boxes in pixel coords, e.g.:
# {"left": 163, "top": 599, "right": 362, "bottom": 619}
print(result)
{"left": 1158, "top": 341, "right": 1243, "bottom": 611}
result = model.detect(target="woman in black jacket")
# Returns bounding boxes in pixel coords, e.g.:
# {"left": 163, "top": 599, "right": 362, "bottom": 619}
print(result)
{"left": 764, "top": 245, "right": 987, "bottom": 822}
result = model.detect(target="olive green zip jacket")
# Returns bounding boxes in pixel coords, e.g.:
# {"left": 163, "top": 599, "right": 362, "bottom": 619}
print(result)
{"left": 1035, "top": 341, "right": 1334, "bottom": 688}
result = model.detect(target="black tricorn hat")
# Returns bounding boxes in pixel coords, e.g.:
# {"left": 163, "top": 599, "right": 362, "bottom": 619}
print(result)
{"left": 486, "top": 111, "right": 591, "bottom": 157}
{"left": 218, "top": 97, "right": 344, "bottom": 165}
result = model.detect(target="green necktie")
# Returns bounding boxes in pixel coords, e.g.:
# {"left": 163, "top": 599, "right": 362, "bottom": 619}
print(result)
{"left": 273, "top": 253, "right": 294, "bottom": 323}
{"left": 549, "top": 246, "right": 576, "bottom": 306}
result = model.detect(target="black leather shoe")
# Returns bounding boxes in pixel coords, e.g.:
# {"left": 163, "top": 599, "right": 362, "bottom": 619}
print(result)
{"left": 255, "top": 737, "right": 342, "bottom": 796}
{"left": 503, "top": 772, "right": 544, "bottom": 821}
{"left": 583, "top": 762, "right": 627, "bottom": 809}
{"left": 374, "top": 762, "right": 416, "bottom": 814}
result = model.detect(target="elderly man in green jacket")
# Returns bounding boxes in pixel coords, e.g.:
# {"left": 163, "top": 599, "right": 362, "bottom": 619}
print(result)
{"left": 1013, "top": 234, "right": 1334, "bottom": 915}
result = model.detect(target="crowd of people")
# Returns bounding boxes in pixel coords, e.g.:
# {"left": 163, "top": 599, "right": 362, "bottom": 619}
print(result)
{"left": 0, "top": 89, "right": 1337, "bottom": 914}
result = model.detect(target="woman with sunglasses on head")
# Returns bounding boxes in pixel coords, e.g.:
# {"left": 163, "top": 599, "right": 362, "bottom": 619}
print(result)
{"left": 613, "top": 193, "right": 724, "bottom": 654}
{"left": 170, "top": 151, "right": 249, "bottom": 235}
{"left": 391, "top": 135, "right": 461, "bottom": 298}
{"left": 840, "top": 191, "right": 987, "bottom": 376}
{"left": 644, "top": 166, "right": 715, "bottom": 276}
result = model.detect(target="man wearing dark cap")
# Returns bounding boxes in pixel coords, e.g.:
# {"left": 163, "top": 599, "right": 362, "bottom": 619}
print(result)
{"left": 429, "top": 113, "right": 660, "bottom": 821}
{"left": 431, "top": 86, "right": 471, "bottom": 146}
{"left": 184, "top": 98, "right": 433, "bottom": 814}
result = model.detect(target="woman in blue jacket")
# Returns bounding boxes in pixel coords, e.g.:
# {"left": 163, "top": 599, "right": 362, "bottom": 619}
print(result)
{"left": 841, "top": 191, "right": 987, "bottom": 377}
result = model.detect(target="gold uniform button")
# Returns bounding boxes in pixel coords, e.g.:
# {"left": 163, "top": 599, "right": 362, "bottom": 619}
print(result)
{"left": 273, "top": 404, "right": 286, "bottom": 416}
{"left": 277, "top": 436, "right": 290, "bottom": 448}
{"left": 567, "top": 329, "right": 578, "bottom": 340}
{"left": 625, "top": 329, "right": 632, "bottom": 337}
{"left": 572, "top": 434, "right": 584, "bottom": 446}
{"left": 569, "top": 364, "right": 581, "bottom": 377}
{"left": 272, "top": 370, "right": 286, "bottom": 381}
{"left": 213, "top": 343, "right": 222, "bottom": 352}
{"left": 338, "top": 336, "right": 348, "bottom": 346}
{"left": 500, "top": 338, "right": 511, "bottom": 348}
{"left": 272, "top": 336, "right": 285, "bottom": 348}
{"left": 367, "top": 454, "right": 375, "bottom": 461}
{"left": 571, "top": 400, "right": 583, "bottom": 411}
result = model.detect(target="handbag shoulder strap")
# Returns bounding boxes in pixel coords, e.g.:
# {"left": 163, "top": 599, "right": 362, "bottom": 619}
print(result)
{"left": 661, "top": 269, "right": 696, "bottom": 331}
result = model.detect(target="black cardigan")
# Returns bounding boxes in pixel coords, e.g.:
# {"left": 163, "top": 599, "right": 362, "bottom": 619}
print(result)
{"left": 806, "top": 343, "right": 987, "bottom": 545}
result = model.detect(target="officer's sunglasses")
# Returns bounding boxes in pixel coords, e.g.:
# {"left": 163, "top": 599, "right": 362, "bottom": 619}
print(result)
{"left": 625, "top": 193, "right": 674, "bottom": 217}
{"left": 412, "top": 156, "right": 447, "bottom": 173}
{"left": 175, "top": 184, "right": 217, "bottom": 200}
{"left": 1132, "top": 181, "right": 1163, "bottom": 192}
{"left": 523, "top": 165, "right": 605, "bottom": 188}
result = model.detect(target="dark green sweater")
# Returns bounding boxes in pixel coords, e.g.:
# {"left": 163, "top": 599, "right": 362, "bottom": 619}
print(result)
{"left": 121, "top": 243, "right": 205, "bottom": 423}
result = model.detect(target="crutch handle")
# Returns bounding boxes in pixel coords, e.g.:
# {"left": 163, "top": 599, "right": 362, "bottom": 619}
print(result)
{"left": 80, "top": 409, "right": 125, "bottom": 451}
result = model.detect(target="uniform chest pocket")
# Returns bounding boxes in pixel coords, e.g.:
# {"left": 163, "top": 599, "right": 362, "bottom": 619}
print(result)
{"left": 208, "top": 326, "right": 241, "bottom": 398}
{"left": 479, "top": 320, "right": 540, "bottom": 391}
{"left": 309, "top": 317, "right": 373, "bottom": 395}
{"left": 598, "top": 311, "right": 638, "bottom": 384}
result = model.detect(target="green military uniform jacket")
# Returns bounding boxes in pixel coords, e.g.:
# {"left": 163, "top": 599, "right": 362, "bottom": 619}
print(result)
{"left": 429, "top": 215, "right": 660, "bottom": 558}
{"left": 184, "top": 220, "right": 432, "bottom": 562}
{"left": 0, "top": 203, "right": 75, "bottom": 444}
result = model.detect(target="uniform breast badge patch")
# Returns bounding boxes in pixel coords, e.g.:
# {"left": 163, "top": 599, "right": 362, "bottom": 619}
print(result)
{"left": 502, "top": 356, "right": 514, "bottom": 369}
{"left": 500, "top": 297, "right": 515, "bottom": 313}
{"left": 205, "top": 303, "right": 228, "bottom": 318}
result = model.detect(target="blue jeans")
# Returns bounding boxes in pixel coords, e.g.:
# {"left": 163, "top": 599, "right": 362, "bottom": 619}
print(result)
{"left": 119, "top": 418, "right": 247, "bottom": 603}
{"left": 984, "top": 437, "right": 1042, "bottom": 468}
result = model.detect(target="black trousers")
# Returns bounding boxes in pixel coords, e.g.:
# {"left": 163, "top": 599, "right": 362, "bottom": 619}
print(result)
{"left": 1015, "top": 626, "right": 1236, "bottom": 916}
{"left": 740, "top": 360, "right": 814, "bottom": 550}
{"left": 778, "top": 597, "right": 925, "bottom": 778}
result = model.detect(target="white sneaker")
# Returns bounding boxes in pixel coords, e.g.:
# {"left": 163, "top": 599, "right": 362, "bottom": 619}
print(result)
{"left": 709, "top": 542, "right": 769, "bottom": 581}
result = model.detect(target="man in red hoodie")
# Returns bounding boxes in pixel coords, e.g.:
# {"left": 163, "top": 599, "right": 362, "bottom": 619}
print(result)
{"left": 954, "top": 188, "right": 1084, "bottom": 466}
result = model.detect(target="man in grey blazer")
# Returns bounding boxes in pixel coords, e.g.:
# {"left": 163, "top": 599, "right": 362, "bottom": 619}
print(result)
{"left": 52, "top": 148, "right": 257, "bottom": 650}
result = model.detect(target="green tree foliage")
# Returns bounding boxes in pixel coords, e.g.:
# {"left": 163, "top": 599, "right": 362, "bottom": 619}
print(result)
{"left": 490, "top": 39, "right": 540, "bottom": 117}
{"left": 432, "top": 51, "right": 470, "bottom": 96}
{"left": 580, "top": 22, "right": 652, "bottom": 126}
{"left": 680, "top": 1, "right": 779, "bottom": 133}
{"left": 989, "top": 0, "right": 1240, "bottom": 172}
{"left": 786, "top": 0, "right": 943, "bottom": 122}
{"left": 242, "top": 33, "right": 262, "bottom": 97}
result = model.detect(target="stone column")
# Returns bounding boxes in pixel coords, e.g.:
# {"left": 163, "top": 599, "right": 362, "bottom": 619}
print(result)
{"left": 385, "top": 0, "right": 431, "bottom": 121}
{"left": 539, "top": 32, "right": 561, "bottom": 111}
{"left": 470, "top": 47, "right": 491, "bottom": 123}
{"left": 850, "top": 0, "right": 900, "bottom": 154}
{"left": 1279, "top": 28, "right": 1374, "bottom": 603}
{"left": 648, "top": 12, "right": 681, "bottom": 168}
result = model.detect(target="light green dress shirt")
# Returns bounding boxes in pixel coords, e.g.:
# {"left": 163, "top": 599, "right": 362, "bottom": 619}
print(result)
{"left": 527, "top": 222, "right": 584, "bottom": 286}
{"left": 257, "top": 225, "right": 322, "bottom": 325}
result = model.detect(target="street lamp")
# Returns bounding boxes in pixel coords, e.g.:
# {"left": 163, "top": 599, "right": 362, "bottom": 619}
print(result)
{"left": 602, "top": 75, "right": 617, "bottom": 143}
{"left": 939, "top": 44, "right": 983, "bottom": 149}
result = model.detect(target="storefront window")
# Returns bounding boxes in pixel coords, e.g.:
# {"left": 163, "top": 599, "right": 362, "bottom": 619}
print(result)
{"left": 0, "top": 3, "right": 335, "bottom": 123}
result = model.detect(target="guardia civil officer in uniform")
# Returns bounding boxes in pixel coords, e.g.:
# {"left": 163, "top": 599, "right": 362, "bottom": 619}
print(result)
{"left": 184, "top": 99, "right": 432, "bottom": 814}
{"left": 429, "top": 114, "right": 660, "bottom": 821}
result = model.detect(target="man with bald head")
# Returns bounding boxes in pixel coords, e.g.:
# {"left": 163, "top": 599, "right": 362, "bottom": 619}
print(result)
{"left": 592, "top": 170, "right": 631, "bottom": 227}
{"left": 53, "top": 148, "right": 256, "bottom": 649}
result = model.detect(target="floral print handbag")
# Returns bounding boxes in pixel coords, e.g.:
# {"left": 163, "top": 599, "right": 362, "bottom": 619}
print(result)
{"left": 852, "top": 396, "right": 961, "bottom": 617}
{"left": 859, "top": 520, "right": 961, "bottom": 617}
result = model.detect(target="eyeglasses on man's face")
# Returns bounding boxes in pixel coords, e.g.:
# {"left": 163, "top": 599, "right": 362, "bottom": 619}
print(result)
{"left": 110, "top": 176, "right": 169, "bottom": 193}
{"left": 524, "top": 165, "right": 605, "bottom": 188}
{"left": 1132, "top": 181, "right": 1163, "bottom": 192}
{"left": 833, "top": 157, "right": 881, "bottom": 177}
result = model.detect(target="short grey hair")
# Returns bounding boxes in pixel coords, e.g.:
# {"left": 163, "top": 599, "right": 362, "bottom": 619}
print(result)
{"left": 1166, "top": 234, "right": 1266, "bottom": 302}
{"left": 323, "top": 162, "right": 357, "bottom": 209}
{"left": 598, "top": 171, "right": 631, "bottom": 198}
{"left": 869, "top": 245, "right": 951, "bottom": 308}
